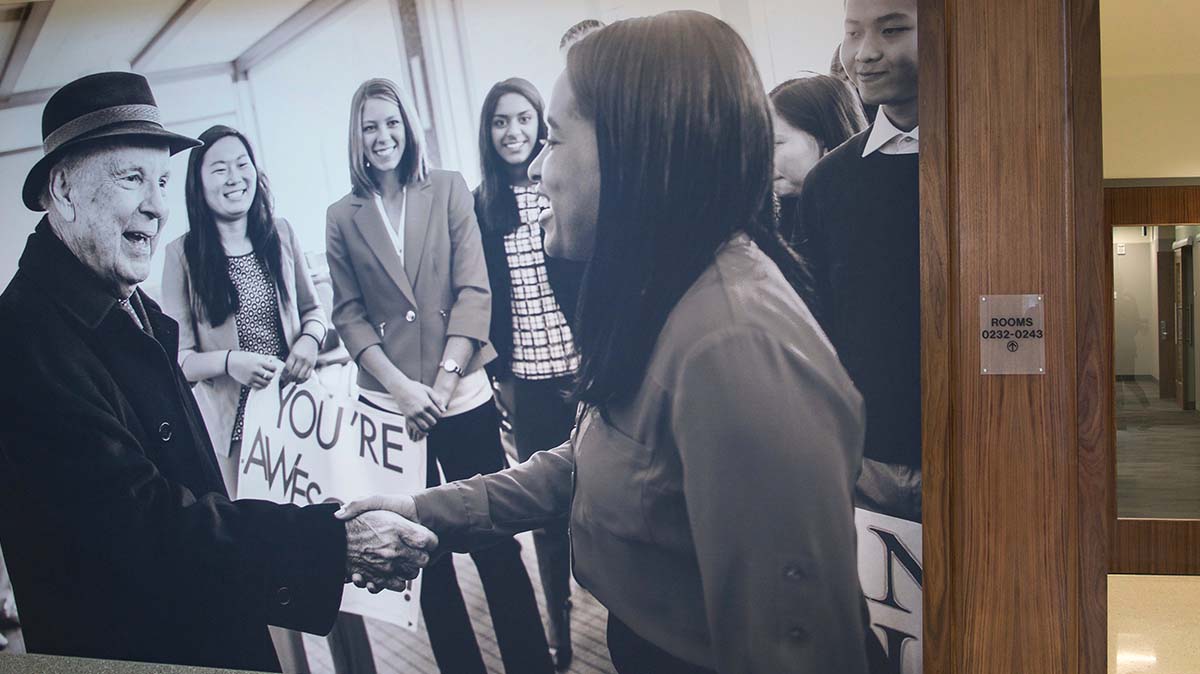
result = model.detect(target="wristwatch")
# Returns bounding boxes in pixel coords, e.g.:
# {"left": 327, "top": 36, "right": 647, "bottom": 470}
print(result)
{"left": 440, "top": 358, "right": 464, "bottom": 376}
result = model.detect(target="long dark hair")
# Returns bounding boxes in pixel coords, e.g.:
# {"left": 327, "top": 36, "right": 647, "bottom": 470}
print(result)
{"left": 768, "top": 75, "right": 867, "bottom": 245}
{"left": 476, "top": 78, "right": 548, "bottom": 235}
{"left": 769, "top": 75, "right": 866, "bottom": 155}
{"left": 566, "top": 11, "right": 806, "bottom": 410}
{"left": 183, "top": 125, "right": 288, "bottom": 326}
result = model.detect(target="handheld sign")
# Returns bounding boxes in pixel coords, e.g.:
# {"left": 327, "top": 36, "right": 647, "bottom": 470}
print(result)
{"left": 239, "top": 375, "right": 427, "bottom": 631}
{"left": 857, "top": 508, "right": 922, "bottom": 674}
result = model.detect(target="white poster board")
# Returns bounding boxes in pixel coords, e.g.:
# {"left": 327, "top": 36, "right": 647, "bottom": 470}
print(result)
{"left": 238, "top": 376, "right": 426, "bottom": 631}
{"left": 856, "top": 508, "right": 923, "bottom": 674}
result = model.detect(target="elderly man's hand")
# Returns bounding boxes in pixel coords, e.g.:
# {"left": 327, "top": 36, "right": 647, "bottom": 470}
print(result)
{"left": 343, "top": 509, "right": 437, "bottom": 593}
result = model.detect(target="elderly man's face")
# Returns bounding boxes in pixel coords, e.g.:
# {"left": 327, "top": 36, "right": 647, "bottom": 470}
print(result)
{"left": 52, "top": 143, "right": 171, "bottom": 297}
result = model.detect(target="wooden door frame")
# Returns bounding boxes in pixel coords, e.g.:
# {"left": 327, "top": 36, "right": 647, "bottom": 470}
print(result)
{"left": 1103, "top": 192, "right": 1200, "bottom": 574}
{"left": 920, "top": 0, "right": 1108, "bottom": 671}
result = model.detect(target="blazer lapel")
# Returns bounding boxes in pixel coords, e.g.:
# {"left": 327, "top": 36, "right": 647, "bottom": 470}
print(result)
{"left": 351, "top": 195, "right": 418, "bottom": 308}
{"left": 404, "top": 180, "right": 433, "bottom": 286}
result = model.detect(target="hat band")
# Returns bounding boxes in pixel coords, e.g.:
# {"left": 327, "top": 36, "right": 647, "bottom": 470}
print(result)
{"left": 43, "top": 104, "right": 163, "bottom": 155}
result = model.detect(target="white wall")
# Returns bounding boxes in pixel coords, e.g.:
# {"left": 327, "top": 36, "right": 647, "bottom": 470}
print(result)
{"left": 0, "top": 73, "right": 240, "bottom": 290}
{"left": 448, "top": 0, "right": 848, "bottom": 190}
{"left": 242, "top": 0, "right": 414, "bottom": 261}
{"left": 1103, "top": 74, "right": 1200, "bottom": 179}
{"left": 1113, "top": 239, "right": 1158, "bottom": 378}
{"left": 456, "top": 0, "right": 842, "bottom": 104}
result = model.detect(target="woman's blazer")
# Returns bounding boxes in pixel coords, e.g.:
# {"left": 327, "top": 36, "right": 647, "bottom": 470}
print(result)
{"left": 160, "top": 218, "right": 326, "bottom": 456}
{"left": 325, "top": 169, "right": 496, "bottom": 394}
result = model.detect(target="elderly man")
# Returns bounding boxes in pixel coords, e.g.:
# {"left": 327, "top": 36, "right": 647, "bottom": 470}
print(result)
{"left": 0, "top": 71, "right": 435, "bottom": 671}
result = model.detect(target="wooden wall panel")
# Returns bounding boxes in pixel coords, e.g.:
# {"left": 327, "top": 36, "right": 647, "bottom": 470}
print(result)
{"left": 924, "top": 0, "right": 1107, "bottom": 671}
{"left": 918, "top": 0, "right": 952, "bottom": 670}
{"left": 1105, "top": 187, "right": 1150, "bottom": 226}
{"left": 953, "top": 1, "right": 1075, "bottom": 669}
{"left": 1111, "top": 519, "right": 1200, "bottom": 574}
{"left": 1105, "top": 185, "right": 1200, "bottom": 225}
{"left": 1068, "top": 1, "right": 1109, "bottom": 673}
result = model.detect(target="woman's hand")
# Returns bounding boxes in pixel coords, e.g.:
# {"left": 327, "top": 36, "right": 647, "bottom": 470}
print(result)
{"left": 227, "top": 351, "right": 283, "bottom": 389}
{"left": 281, "top": 334, "right": 320, "bottom": 385}
{"left": 386, "top": 376, "right": 446, "bottom": 435}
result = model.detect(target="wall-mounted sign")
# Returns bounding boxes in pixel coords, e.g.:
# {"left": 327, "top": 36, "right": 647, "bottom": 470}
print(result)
{"left": 980, "top": 294, "right": 1046, "bottom": 375}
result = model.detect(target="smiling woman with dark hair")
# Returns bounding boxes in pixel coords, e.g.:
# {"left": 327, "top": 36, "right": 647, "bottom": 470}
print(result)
{"left": 768, "top": 74, "right": 866, "bottom": 281}
{"left": 338, "top": 11, "right": 870, "bottom": 673}
{"left": 162, "top": 125, "right": 326, "bottom": 491}
{"left": 160, "top": 124, "right": 349, "bottom": 672}
{"left": 474, "top": 76, "right": 584, "bottom": 670}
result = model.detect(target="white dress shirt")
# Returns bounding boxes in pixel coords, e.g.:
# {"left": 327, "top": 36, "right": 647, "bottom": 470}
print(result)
{"left": 862, "top": 110, "right": 920, "bottom": 157}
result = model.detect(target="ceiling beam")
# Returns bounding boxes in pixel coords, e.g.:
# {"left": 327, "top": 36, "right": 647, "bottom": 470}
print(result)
{"left": 0, "top": 61, "right": 234, "bottom": 111}
{"left": 0, "top": 0, "right": 54, "bottom": 97}
{"left": 132, "top": 0, "right": 214, "bottom": 71}
{"left": 233, "top": 0, "right": 363, "bottom": 80}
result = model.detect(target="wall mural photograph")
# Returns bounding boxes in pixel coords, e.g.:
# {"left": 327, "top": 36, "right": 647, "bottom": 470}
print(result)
{"left": 0, "top": 1, "right": 923, "bottom": 672}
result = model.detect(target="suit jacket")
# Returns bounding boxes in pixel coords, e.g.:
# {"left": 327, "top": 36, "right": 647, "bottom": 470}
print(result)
{"left": 472, "top": 185, "right": 585, "bottom": 380}
{"left": 0, "top": 220, "right": 346, "bottom": 672}
{"left": 159, "top": 218, "right": 327, "bottom": 456}
{"left": 326, "top": 169, "right": 495, "bottom": 392}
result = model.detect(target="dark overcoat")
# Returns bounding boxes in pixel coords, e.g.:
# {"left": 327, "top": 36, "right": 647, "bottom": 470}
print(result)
{"left": 0, "top": 219, "right": 346, "bottom": 671}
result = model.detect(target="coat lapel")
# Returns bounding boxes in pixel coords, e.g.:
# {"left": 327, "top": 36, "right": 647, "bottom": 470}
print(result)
{"left": 404, "top": 179, "right": 433, "bottom": 286}
{"left": 350, "top": 195, "right": 418, "bottom": 308}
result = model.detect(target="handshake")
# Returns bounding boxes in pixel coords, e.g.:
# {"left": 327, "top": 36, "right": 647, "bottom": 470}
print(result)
{"left": 336, "top": 495, "right": 431, "bottom": 594}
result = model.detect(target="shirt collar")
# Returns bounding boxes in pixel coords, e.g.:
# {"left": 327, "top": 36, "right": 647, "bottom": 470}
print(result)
{"left": 862, "top": 111, "right": 920, "bottom": 157}
{"left": 18, "top": 217, "right": 129, "bottom": 330}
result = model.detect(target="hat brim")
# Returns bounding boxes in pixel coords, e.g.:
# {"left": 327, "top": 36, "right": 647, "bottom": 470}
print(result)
{"left": 22, "top": 121, "right": 202, "bottom": 211}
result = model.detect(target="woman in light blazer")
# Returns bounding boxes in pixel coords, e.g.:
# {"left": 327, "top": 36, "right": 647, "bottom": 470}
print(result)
{"left": 161, "top": 125, "right": 327, "bottom": 490}
{"left": 325, "top": 78, "right": 552, "bottom": 674}
{"left": 161, "top": 124, "right": 376, "bottom": 674}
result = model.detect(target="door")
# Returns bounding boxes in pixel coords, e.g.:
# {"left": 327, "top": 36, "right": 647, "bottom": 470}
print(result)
{"left": 1177, "top": 246, "right": 1195, "bottom": 410}
{"left": 1110, "top": 220, "right": 1200, "bottom": 577}
{"left": 1158, "top": 250, "right": 1176, "bottom": 398}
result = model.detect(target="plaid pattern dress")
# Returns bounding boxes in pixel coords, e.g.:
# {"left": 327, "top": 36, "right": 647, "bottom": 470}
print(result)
{"left": 505, "top": 184, "right": 579, "bottom": 380}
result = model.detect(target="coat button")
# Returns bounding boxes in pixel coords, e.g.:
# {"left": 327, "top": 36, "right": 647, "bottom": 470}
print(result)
{"left": 787, "top": 626, "right": 806, "bottom": 641}
{"left": 405, "top": 310, "right": 416, "bottom": 322}
{"left": 783, "top": 565, "right": 802, "bottom": 580}
{"left": 277, "top": 587, "right": 291, "bottom": 606}
{"left": 158, "top": 422, "right": 172, "bottom": 442}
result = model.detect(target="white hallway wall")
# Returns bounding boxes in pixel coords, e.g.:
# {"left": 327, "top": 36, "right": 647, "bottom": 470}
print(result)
{"left": 1113, "top": 242, "right": 1158, "bottom": 378}
{"left": 1103, "top": 74, "right": 1200, "bottom": 179}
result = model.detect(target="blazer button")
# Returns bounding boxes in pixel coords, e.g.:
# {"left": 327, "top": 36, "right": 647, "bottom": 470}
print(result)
{"left": 405, "top": 310, "right": 416, "bottom": 322}
{"left": 782, "top": 564, "right": 802, "bottom": 580}
{"left": 158, "top": 422, "right": 172, "bottom": 442}
{"left": 277, "top": 587, "right": 291, "bottom": 606}
{"left": 787, "top": 626, "right": 806, "bottom": 642}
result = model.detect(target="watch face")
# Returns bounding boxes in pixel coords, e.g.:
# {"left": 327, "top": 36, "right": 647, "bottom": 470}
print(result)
{"left": 443, "top": 359, "right": 460, "bottom": 372}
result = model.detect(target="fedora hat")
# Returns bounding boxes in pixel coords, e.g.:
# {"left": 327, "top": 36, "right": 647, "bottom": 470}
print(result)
{"left": 22, "top": 71, "right": 202, "bottom": 211}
